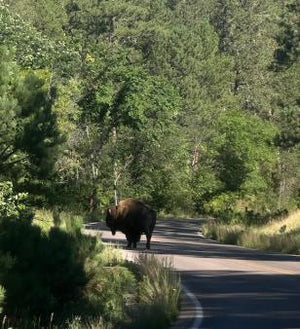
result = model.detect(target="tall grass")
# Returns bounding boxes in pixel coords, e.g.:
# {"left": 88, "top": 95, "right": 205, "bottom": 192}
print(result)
{"left": 126, "top": 254, "right": 181, "bottom": 329}
{"left": 33, "top": 209, "right": 84, "bottom": 233}
{"left": 0, "top": 316, "right": 111, "bottom": 329}
{"left": 0, "top": 286, "right": 4, "bottom": 314}
{"left": 203, "top": 210, "right": 300, "bottom": 254}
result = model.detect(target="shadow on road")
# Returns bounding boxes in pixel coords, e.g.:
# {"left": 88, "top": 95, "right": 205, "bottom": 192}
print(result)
{"left": 183, "top": 270, "right": 300, "bottom": 329}
{"left": 85, "top": 218, "right": 300, "bottom": 263}
{"left": 85, "top": 219, "right": 300, "bottom": 329}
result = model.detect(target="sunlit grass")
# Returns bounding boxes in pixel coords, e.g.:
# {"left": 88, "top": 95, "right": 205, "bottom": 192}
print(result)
{"left": 33, "top": 208, "right": 56, "bottom": 231}
{"left": 256, "top": 209, "right": 300, "bottom": 235}
{"left": 203, "top": 210, "right": 300, "bottom": 255}
{"left": 33, "top": 209, "right": 84, "bottom": 233}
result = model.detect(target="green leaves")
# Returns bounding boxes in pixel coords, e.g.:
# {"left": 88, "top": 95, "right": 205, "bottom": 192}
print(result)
{"left": 1, "top": 0, "right": 298, "bottom": 215}
{"left": 0, "top": 5, "right": 55, "bottom": 69}
{"left": 274, "top": 0, "right": 300, "bottom": 68}
{"left": 0, "top": 181, "right": 30, "bottom": 220}
{"left": 192, "top": 110, "right": 278, "bottom": 216}
{"left": 0, "top": 47, "right": 61, "bottom": 182}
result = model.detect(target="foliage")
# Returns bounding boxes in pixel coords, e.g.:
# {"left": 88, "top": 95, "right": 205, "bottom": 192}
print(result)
{"left": 192, "top": 110, "right": 278, "bottom": 219}
{"left": 0, "top": 218, "right": 88, "bottom": 319}
{"left": 0, "top": 181, "right": 32, "bottom": 220}
{"left": 0, "top": 46, "right": 61, "bottom": 182}
{"left": 274, "top": 0, "right": 300, "bottom": 68}
{"left": 212, "top": 0, "right": 280, "bottom": 117}
{"left": 1, "top": 0, "right": 296, "bottom": 217}
{"left": 0, "top": 4, "right": 55, "bottom": 69}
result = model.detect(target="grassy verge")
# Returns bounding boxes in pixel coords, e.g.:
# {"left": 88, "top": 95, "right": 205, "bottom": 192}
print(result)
{"left": 202, "top": 210, "right": 300, "bottom": 255}
{"left": 0, "top": 253, "right": 180, "bottom": 329}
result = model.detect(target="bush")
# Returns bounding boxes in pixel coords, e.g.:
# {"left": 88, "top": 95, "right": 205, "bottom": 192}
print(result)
{"left": 0, "top": 211, "right": 139, "bottom": 326}
{"left": 0, "top": 181, "right": 33, "bottom": 222}
{"left": 0, "top": 217, "right": 88, "bottom": 320}
{"left": 33, "top": 209, "right": 84, "bottom": 233}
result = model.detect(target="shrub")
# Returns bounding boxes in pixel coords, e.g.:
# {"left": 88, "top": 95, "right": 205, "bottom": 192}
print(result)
{"left": 62, "top": 212, "right": 84, "bottom": 233}
{"left": 0, "top": 181, "right": 33, "bottom": 222}
{"left": 0, "top": 217, "right": 88, "bottom": 320}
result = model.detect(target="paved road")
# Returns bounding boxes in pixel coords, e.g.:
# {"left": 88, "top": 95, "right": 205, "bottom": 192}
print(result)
{"left": 85, "top": 218, "right": 300, "bottom": 329}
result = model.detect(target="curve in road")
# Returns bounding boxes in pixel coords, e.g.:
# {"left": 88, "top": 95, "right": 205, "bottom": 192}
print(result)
{"left": 85, "top": 217, "right": 300, "bottom": 329}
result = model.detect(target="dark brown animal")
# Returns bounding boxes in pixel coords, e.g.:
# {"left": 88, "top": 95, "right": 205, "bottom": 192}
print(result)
{"left": 106, "top": 198, "right": 156, "bottom": 249}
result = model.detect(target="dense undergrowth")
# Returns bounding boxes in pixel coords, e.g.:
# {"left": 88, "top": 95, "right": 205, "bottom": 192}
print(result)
{"left": 0, "top": 206, "right": 180, "bottom": 329}
{"left": 203, "top": 210, "right": 300, "bottom": 255}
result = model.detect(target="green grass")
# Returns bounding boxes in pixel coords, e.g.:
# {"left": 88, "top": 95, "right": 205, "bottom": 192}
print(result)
{"left": 33, "top": 209, "right": 84, "bottom": 233}
{"left": 203, "top": 210, "right": 300, "bottom": 254}
{"left": 0, "top": 286, "right": 4, "bottom": 314}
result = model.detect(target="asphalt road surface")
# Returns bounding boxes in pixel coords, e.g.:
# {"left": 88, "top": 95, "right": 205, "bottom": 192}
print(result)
{"left": 85, "top": 217, "right": 300, "bottom": 329}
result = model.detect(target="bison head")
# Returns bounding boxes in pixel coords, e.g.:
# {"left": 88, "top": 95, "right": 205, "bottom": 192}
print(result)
{"left": 106, "top": 206, "right": 117, "bottom": 235}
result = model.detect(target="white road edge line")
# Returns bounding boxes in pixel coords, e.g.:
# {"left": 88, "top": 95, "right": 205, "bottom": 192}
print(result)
{"left": 182, "top": 285, "right": 204, "bottom": 329}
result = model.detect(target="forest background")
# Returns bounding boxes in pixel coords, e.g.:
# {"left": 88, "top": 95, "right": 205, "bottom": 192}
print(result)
{"left": 0, "top": 0, "right": 299, "bottom": 221}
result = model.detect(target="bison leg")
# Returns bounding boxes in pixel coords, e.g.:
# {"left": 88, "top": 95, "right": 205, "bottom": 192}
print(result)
{"left": 126, "top": 232, "right": 141, "bottom": 249}
{"left": 146, "top": 232, "right": 152, "bottom": 249}
{"left": 125, "top": 234, "right": 133, "bottom": 249}
{"left": 132, "top": 233, "right": 141, "bottom": 249}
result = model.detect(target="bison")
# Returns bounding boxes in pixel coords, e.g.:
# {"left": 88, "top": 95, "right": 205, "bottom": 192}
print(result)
{"left": 106, "top": 198, "right": 156, "bottom": 249}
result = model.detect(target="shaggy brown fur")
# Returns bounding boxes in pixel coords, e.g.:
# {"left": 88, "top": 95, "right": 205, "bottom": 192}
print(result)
{"left": 106, "top": 198, "right": 156, "bottom": 249}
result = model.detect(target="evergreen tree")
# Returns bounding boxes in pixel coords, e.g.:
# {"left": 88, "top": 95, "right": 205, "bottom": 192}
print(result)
{"left": 0, "top": 47, "right": 61, "bottom": 181}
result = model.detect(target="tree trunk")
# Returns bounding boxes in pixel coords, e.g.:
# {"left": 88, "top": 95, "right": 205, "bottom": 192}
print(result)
{"left": 112, "top": 126, "right": 118, "bottom": 206}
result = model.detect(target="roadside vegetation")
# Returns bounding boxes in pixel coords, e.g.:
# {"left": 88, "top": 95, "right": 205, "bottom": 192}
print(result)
{"left": 203, "top": 210, "right": 300, "bottom": 255}
{"left": 0, "top": 190, "right": 180, "bottom": 329}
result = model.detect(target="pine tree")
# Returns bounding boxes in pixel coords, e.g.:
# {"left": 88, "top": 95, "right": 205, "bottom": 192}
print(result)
{"left": 0, "top": 47, "right": 61, "bottom": 180}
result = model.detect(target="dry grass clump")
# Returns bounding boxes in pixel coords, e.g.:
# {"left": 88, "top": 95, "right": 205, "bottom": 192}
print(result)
{"left": 203, "top": 210, "right": 300, "bottom": 255}
{"left": 203, "top": 221, "right": 244, "bottom": 245}
{"left": 125, "top": 254, "right": 181, "bottom": 329}
{"left": 257, "top": 209, "right": 300, "bottom": 235}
